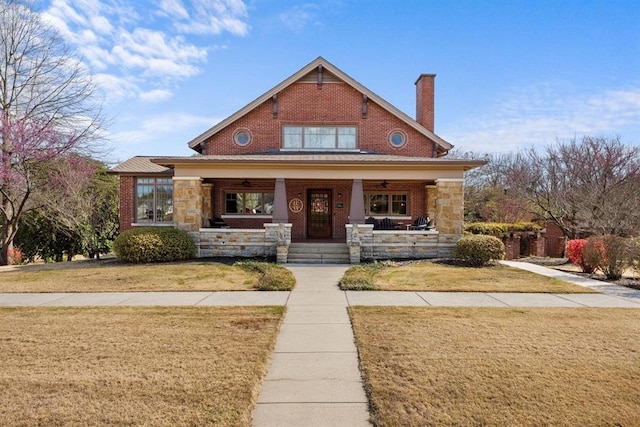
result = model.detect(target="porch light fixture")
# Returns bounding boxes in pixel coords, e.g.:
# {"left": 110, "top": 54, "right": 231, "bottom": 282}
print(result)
{"left": 381, "top": 180, "right": 389, "bottom": 188}
{"left": 297, "top": 192, "right": 302, "bottom": 198}
{"left": 242, "top": 180, "right": 251, "bottom": 187}
{"left": 338, "top": 192, "right": 343, "bottom": 198}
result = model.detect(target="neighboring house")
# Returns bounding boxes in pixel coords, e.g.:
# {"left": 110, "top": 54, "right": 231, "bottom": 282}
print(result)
{"left": 112, "top": 57, "right": 485, "bottom": 263}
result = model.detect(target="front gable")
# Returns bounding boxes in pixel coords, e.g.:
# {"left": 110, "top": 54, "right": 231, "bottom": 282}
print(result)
{"left": 189, "top": 57, "right": 452, "bottom": 158}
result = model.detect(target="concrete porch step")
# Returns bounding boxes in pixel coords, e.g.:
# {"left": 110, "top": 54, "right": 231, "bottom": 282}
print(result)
{"left": 287, "top": 243, "right": 350, "bottom": 264}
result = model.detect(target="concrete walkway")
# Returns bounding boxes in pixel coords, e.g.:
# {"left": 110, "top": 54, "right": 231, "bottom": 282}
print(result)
{"left": 252, "top": 265, "right": 370, "bottom": 427}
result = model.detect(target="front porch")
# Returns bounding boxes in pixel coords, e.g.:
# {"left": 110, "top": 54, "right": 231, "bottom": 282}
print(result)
{"left": 187, "top": 223, "right": 450, "bottom": 264}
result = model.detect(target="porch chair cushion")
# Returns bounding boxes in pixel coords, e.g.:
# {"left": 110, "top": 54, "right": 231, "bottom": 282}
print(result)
{"left": 379, "top": 217, "right": 396, "bottom": 230}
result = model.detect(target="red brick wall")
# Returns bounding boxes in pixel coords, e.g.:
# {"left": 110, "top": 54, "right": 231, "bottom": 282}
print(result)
{"left": 415, "top": 74, "right": 435, "bottom": 132}
{"left": 119, "top": 175, "right": 134, "bottom": 232}
{"left": 204, "top": 82, "right": 435, "bottom": 158}
{"left": 545, "top": 222, "right": 567, "bottom": 258}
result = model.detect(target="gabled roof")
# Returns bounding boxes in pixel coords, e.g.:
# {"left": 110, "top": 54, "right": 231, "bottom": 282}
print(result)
{"left": 187, "top": 56, "right": 453, "bottom": 154}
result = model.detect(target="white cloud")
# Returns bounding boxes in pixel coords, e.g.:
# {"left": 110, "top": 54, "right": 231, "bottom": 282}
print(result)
{"left": 443, "top": 84, "right": 640, "bottom": 153}
{"left": 42, "top": 0, "right": 249, "bottom": 102}
{"left": 158, "top": 0, "right": 190, "bottom": 20}
{"left": 277, "top": 4, "right": 320, "bottom": 32}
{"left": 139, "top": 89, "right": 173, "bottom": 103}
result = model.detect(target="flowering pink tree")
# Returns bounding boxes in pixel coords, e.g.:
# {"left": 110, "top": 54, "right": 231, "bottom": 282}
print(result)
{"left": 0, "top": 0, "right": 103, "bottom": 265}
{"left": 0, "top": 115, "right": 84, "bottom": 264}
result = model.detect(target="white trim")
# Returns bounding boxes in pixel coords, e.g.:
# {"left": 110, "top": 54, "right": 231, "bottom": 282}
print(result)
{"left": 221, "top": 214, "right": 272, "bottom": 219}
{"left": 131, "top": 222, "right": 174, "bottom": 227}
{"left": 435, "top": 178, "right": 464, "bottom": 183}
{"left": 172, "top": 176, "right": 203, "bottom": 181}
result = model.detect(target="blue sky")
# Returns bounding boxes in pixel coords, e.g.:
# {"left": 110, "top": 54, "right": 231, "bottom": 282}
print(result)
{"left": 41, "top": 0, "right": 640, "bottom": 162}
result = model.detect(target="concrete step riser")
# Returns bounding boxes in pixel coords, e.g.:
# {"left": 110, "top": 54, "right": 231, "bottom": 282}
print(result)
{"left": 287, "top": 243, "right": 350, "bottom": 264}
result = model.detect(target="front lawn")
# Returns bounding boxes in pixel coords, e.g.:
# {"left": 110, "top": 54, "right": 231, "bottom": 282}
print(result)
{"left": 340, "top": 261, "right": 595, "bottom": 293}
{"left": 351, "top": 307, "right": 640, "bottom": 426}
{"left": 0, "top": 306, "right": 284, "bottom": 426}
{"left": 0, "top": 259, "right": 295, "bottom": 292}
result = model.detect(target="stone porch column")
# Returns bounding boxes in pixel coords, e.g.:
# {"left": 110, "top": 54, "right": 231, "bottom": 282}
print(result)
{"left": 349, "top": 179, "right": 365, "bottom": 224}
{"left": 173, "top": 177, "right": 203, "bottom": 231}
{"left": 435, "top": 178, "right": 464, "bottom": 235}
{"left": 202, "top": 183, "right": 213, "bottom": 224}
{"left": 272, "top": 178, "right": 288, "bottom": 223}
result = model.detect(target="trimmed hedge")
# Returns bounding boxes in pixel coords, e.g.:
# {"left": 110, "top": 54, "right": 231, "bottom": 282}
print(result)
{"left": 453, "top": 234, "right": 505, "bottom": 267}
{"left": 113, "top": 227, "right": 196, "bottom": 263}
{"left": 464, "top": 222, "right": 541, "bottom": 237}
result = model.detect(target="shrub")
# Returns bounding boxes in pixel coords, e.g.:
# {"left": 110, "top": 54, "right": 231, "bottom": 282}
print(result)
{"left": 453, "top": 235, "right": 505, "bottom": 267}
{"left": 8, "top": 247, "right": 24, "bottom": 265}
{"left": 585, "top": 235, "right": 632, "bottom": 280}
{"left": 234, "top": 260, "right": 296, "bottom": 291}
{"left": 113, "top": 227, "right": 195, "bottom": 263}
{"left": 464, "top": 222, "right": 541, "bottom": 238}
{"left": 565, "top": 239, "right": 598, "bottom": 273}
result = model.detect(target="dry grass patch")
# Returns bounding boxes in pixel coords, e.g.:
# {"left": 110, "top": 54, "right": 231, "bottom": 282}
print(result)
{"left": 0, "top": 306, "right": 284, "bottom": 426}
{"left": 372, "top": 261, "right": 595, "bottom": 293}
{"left": 0, "top": 260, "right": 286, "bottom": 292}
{"left": 351, "top": 307, "right": 640, "bottom": 426}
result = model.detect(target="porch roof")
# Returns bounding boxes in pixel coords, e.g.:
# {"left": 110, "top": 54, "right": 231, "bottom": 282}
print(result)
{"left": 152, "top": 153, "right": 485, "bottom": 168}
{"left": 151, "top": 154, "right": 486, "bottom": 180}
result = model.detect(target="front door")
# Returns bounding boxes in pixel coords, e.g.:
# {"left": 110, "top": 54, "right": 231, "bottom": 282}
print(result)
{"left": 307, "top": 190, "right": 332, "bottom": 239}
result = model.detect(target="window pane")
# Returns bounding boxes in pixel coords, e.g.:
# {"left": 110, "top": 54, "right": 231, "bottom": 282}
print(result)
{"left": 369, "top": 194, "right": 389, "bottom": 215}
{"left": 338, "top": 127, "right": 356, "bottom": 149}
{"left": 305, "top": 127, "right": 335, "bottom": 149}
{"left": 392, "top": 194, "right": 407, "bottom": 215}
{"left": 226, "top": 193, "right": 241, "bottom": 214}
{"left": 263, "top": 193, "right": 274, "bottom": 214}
{"left": 244, "top": 193, "right": 262, "bottom": 214}
{"left": 284, "top": 127, "right": 302, "bottom": 148}
{"left": 156, "top": 183, "right": 173, "bottom": 222}
{"left": 136, "top": 183, "right": 154, "bottom": 222}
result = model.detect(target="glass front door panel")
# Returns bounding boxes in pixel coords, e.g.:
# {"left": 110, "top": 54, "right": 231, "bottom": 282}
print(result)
{"left": 307, "top": 190, "right": 332, "bottom": 238}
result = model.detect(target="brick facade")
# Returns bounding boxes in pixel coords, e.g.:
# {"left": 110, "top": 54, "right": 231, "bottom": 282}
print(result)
{"left": 203, "top": 82, "right": 436, "bottom": 158}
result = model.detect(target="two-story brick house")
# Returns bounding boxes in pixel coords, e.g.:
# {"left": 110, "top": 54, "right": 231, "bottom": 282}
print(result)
{"left": 112, "top": 57, "right": 484, "bottom": 263}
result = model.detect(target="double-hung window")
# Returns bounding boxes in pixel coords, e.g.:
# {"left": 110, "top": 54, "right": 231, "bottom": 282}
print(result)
{"left": 136, "top": 178, "right": 173, "bottom": 223}
{"left": 364, "top": 193, "right": 408, "bottom": 216}
{"left": 225, "top": 192, "right": 274, "bottom": 215}
{"left": 283, "top": 126, "right": 356, "bottom": 150}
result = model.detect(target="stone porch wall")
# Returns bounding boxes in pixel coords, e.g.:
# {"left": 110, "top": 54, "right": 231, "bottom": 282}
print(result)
{"left": 346, "top": 224, "right": 460, "bottom": 263}
{"left": 190, "top": 224, "right": 292, "bottom": 261}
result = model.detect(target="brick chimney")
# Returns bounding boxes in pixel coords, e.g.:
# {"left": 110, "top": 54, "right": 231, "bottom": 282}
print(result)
{"left": 415, "top": 74, "right": 436, "bottom": 132}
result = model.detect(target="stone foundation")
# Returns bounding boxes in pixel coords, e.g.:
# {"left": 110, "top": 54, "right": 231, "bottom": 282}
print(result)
{"left": 192, "top": 223, "right": 292, "bottom": 259}
{"left": 346, "top": 224, "right": 460, "bottom": 261}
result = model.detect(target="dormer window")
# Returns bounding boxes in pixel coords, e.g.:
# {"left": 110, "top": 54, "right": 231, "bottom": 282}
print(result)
{"left": 283, "top": 126, "right": 357, "bottom": 150}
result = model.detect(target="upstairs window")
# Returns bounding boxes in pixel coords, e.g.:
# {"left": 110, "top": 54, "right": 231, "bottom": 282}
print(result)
{"left": 283, "top": 126, "right": 357, "bottom": 150}
{"left": 136, "top": 178, "right": 173, "bottom": 223}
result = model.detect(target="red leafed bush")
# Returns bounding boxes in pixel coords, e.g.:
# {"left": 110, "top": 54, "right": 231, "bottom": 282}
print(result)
{"left": 8, "top": 247, "right": 24, "bottom": 265}
{"left": 566, "top": 239, "right": 597, "bottom": 273}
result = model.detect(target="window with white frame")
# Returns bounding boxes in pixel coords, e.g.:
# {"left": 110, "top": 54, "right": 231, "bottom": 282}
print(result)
{"left": 136, "top": 178, "right": 173, "bottom": 223}
{"left": 225, "top": 192, "right": 274, "bottom": 215}
{"left": 283, "top": 126, "right": 357, "bottom": 150}
{"left": 364, "top": 193, "right": 408, "bottom": 216}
